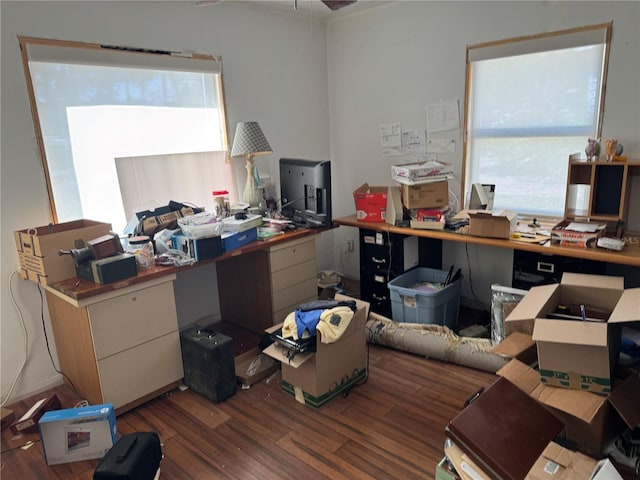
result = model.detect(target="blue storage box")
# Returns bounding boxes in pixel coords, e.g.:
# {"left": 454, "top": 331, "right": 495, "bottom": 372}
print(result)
{"left": 222, "top": 227, "right": 257, "bottom": 252}
{"left": 387, "top": 267, "right": 462, "bottom": 328}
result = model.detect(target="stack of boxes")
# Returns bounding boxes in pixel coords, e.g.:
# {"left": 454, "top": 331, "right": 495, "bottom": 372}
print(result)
{"left": 438, "top": 272, "right": 640, "bottom": 479}
{"left": 391, "top": 160, "right": 453, "bottom": 229}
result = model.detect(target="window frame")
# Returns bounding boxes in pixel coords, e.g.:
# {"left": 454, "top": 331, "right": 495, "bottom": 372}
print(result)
{"left": 18, "top": 35, "right": 231, "bottom": 224}
{"left": 461, "top": 22, "right": 613, "bottom": 218}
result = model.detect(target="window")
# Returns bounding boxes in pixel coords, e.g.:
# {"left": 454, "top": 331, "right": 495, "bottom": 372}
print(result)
{"left": 462, "top": 23, "right": 612, "bottom": 217}
{"left": 20, "top": 36, "right": 231, "bottom": 232}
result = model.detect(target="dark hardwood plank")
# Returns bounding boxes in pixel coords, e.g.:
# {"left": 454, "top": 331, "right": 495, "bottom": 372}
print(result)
{"left": 1, "top": 345, "right": 500, "bottom": 479}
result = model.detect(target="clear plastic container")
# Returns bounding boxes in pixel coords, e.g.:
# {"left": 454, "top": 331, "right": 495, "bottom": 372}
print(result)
{"left": 212, "top": 190, "right": 230, "bottom": 219}
{"left": 127, "top": 235, "right": 154, "bottom": 269}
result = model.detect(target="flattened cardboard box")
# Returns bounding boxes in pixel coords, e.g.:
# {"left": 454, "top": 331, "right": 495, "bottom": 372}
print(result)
{"left": 14, "top": 219, "right": 112, "bottom": 285}
{"left": 506, "top": 272, "right": 639, "bottom": 394}
{"left": 263, "top": 295, "right": 370, "bottom": 408}
{"left": 497, "top": 359, "right": 628, "bottom": 457}
{"left": 525, "top": 441, "right": 597, "bottom": 480}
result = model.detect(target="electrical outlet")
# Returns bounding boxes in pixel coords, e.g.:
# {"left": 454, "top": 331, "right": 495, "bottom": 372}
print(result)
{"left": 347, "top": 240, "right": 355, "bottom": 253}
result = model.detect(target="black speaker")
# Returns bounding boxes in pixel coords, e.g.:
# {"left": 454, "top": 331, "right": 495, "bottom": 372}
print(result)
{"left": 179, "top": 325, "right": 237, "bottom": 403}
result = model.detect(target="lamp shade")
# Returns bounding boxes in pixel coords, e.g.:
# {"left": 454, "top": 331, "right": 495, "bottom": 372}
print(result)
{"left": 230, "top": 121, "right": 272, "bottom": 158}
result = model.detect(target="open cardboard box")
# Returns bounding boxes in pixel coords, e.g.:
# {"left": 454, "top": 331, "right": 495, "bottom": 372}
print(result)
{"left": 505, "top": 273, "right": 639, "bottom": 394}
{"left": 353, "top": 183, "right": 388, "bottom": 222}
{"left": 498, "top": 359, "right": 618, "bottom": 457}
{"left": 525, "top": 441, "right": 597, "bottom": 480}
{"left": 263, "top": 295, "right": 370, "bottom": 408}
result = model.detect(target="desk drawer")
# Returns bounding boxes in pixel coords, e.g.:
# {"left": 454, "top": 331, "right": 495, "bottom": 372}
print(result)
{"left": 360, "top": 271, "right": 394, "bottom": 318}
{"left": 272, "top": 276, "right": 317, "bottom": 315}
{"left": 98, "top": 331, "right": 183, "bottom": 409}
{"left": 271, "top": 258, "right": 316, "bottom": 292}
{"left": 512, "top": 250, "right": 605, "bottom": 290}
{"left": 269, "top": 237, "right": 316, "bottom": 272}
{"left": 90, "top": 281, "right": 178, "bottom": 360}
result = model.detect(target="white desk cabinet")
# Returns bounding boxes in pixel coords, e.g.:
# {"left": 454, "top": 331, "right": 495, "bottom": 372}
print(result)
{"left": 45, "top": 276, "right": 183, "bottom": 414}
{"left": 217, "top": 234, "right": 319, "bottom": 333}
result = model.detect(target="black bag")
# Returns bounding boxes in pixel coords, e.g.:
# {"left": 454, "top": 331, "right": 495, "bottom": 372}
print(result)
{"left": 93, "top": 432, "right": 162, "bottom": 480}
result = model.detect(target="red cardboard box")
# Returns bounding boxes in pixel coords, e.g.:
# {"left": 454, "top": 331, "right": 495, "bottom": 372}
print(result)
{"left": 353, "top": 183, "right": 388, "bottom": 222}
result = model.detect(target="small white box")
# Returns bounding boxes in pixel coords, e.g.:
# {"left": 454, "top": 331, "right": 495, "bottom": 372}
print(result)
{"left": 221, "top": 214, "right": 263, "bottom": 232}
{"left": 39, "top": 403, "right": 118, "bottom": 465}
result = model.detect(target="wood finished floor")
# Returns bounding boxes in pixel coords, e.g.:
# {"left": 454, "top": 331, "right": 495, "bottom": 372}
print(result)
{"left": 1, "top": 344, "right": 497, "bottom": 480}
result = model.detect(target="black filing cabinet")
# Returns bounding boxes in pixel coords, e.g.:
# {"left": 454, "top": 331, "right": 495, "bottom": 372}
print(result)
{"left": 512, "top": 250, "right": 606, "bottom": 290}
{"left": 359, "top": 228, "right": 442, "bottom": 318}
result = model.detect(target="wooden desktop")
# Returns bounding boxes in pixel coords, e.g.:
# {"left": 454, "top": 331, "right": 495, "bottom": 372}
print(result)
{"left": 334, "top": 214, "right": 640, "bottom": 267}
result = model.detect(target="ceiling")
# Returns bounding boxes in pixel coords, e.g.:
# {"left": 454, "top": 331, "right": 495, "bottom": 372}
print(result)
{"left": 195, "top": 0, "right": 398, "bottom": 19}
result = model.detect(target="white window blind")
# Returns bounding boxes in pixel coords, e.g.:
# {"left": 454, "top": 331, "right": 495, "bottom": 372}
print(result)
{"left": 463, "top": 23, "right": 611, "bottom": 217}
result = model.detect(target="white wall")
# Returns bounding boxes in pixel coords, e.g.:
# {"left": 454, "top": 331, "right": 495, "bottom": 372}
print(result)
{"left": 326, "top": 1, "right": 640, "bottom": 304}
{"left": 1, "top": 0, "right": 331, "bottom": 402}
{"left": 2, "top": 0, "right": 638, "bottom": 402}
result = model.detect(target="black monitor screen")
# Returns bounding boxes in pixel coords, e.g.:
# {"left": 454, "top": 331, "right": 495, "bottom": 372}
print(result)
{"left": 279, "top": 158, "right": 332, "bottom": 228}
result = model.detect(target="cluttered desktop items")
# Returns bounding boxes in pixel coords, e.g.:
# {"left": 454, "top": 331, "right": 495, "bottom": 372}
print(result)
{"left": 279, "top": 158, "right": 332, "bottom": 228}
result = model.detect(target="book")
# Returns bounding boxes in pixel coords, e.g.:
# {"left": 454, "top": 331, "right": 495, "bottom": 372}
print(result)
{"left": 445, "top": 376, "right": 564, "bottom": 480}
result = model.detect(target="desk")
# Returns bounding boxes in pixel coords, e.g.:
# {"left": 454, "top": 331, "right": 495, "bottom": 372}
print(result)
{"left": 334, "top": 214, "right": 640, "bottom": 316}
{"left": 44, "top": 228, "right": 321, "bottom": 414}
{"left": 334, "top": 214, "right": 640, "bottom": 267}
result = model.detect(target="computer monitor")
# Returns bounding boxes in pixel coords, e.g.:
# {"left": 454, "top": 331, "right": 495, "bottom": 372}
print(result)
{"left": 279, "top": 158, "right": 332, "bottom": 228}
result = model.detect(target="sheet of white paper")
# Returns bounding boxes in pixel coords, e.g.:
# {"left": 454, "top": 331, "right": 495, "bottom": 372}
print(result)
{"left": 427, "top": 138, "right": 456, "bottom": 154}
{"left": 426, "top": 99, "right": 460, "bottom": 133}
{"left": 566, "top": 222, "right": 602, "bottom": 232}
{"left": 380, "top": 122, "right": 402, "bottom": 156}
{"left": 402, "top": 129, "right": 426, "bottom": 154}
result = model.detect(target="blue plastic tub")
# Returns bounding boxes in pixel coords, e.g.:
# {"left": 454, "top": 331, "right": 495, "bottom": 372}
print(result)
{"left": 387, "top": 267, "right": 462, "bottom": 329}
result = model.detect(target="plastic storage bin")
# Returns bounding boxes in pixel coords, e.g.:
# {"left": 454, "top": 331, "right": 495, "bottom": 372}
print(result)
{"left": 387, "top": 267, "right": 462, "bottom": 328}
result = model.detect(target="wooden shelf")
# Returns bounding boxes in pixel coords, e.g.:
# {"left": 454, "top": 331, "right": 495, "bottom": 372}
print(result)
{"left": 564, "top": 158, "right": 640, "bottom": 224}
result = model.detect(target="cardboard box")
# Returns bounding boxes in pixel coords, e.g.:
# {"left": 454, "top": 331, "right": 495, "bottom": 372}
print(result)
{"left": 468, "top": 209, "right": 517, "bottom": 239}
{"left": 391, "top": 160, "right": 453, "bottom": 185}
{"left": 512, "top": 273, "right": 638, "bottom": 394}
{"left": 435, "top": 456, "right": 462, "bottom": 480}
{"left": 234, "top": 348, "right": 279, "bottom": 388}
{"left": 551, "top": 220, "right": 605, "bottom": 248}
{"left": 171, "top": 232, "right": 223, "bottom": 261}
{"left": 385, "top": 186, "right": 404, "bottom": 226}
{"left": 525, "top": 441, "right": 597, "bottom": 480}
{"left": 497, "top": 359, "right": 622, "bottom": 457}
{"left": 14, "top": 219, "right": 112, "bottom": 285}
{"left": 400, "top": 180, "right": 449, "bottom": 209}
{"left": 263, "top": 295, "right": 370, "bottom": 408}
{"left": 353, "top": 183, "right": 388, "bottom": 222}
{"left": 39, "top": 403, "right": 117, "bottom": 466}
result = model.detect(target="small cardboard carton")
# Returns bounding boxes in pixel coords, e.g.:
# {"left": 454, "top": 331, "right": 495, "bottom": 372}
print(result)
{"left": 353, "top": 183, "right": 388, "bottom": 222}
{"left": 391, "top": 160, "right": 452, "bottom": 185}
{"left": 400, "top": 180, "right": 449, "bottom": 210}
{"left": 234, "top": 348, "right": 279, "bottom": 388}
{"left": 497, "top": 359, "right": 620, "bottom": 457}
{"left": 39, "top": 403, "right": 117, "bottom": 466}
{"left": 468, "top": 209, "right": 517, "bottom": 239}
{"left": 14, "top": 219, "right": 112, "bottom": 285}
{"left": 525, "top": 441, "right": 597, "bottom": 480}
{"left": 551, "top": 220, "right": 605, "bottom": 248}
{"left": 510, "top": 273, "right": 639, "bottom": 394}
{"left": 263, "top": 295, "right": 370, "bottom": 408}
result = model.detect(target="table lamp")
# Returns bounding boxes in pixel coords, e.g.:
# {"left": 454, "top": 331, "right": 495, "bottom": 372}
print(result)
{"left": 230, "top": 121, "right": 272, "bottom": 208}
